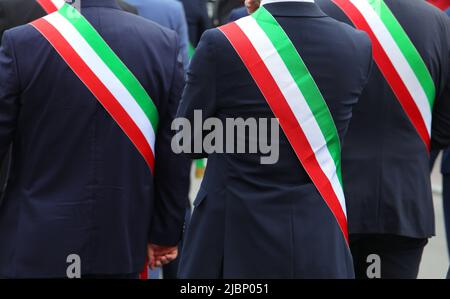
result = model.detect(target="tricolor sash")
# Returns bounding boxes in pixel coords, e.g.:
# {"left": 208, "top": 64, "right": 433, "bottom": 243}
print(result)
{"left": 332, "top": 0, "right": 436, "bottom": 151}
{"left": 219, "top": 7, "right": 348, "bottom": 242}
{"left": 33, "top": 1, "right": 158, "bottom": 173}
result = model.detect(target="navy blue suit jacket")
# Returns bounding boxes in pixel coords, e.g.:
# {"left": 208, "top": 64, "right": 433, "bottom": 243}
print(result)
{"left": 0, "top": 0, "right": 190, "bottom": 278}
{"left": 317, "top": 0, "right": 450, "bottom": 238}
{"left": 177, "top": 2, "right": 373, "bottom": 278}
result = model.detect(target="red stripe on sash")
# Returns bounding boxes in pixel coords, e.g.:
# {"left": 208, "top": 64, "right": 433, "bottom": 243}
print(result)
{"left": 428, "top": 0, "right": 450, "bottom": 11}
{"left": 36, "top": 0, "right": 59, "bottom": 14}
{"left": 332, "top": 0, "right": 431, "bottom": 151}
{"left": 31, "top": 18, "right": 155, "bottom": 173}
{"left": 219, "top": 22, "right": 348, "bottom": 243}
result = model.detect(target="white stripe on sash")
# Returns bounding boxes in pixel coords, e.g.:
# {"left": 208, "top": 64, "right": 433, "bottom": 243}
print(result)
{"left": 349, "top": 0, "right": 431, "bottom": 134}
{"left": 236, "top": 16, "right": 347, "bottom": 215}
{"left": 45, "top": 12, "right": 157, "bottom": 154}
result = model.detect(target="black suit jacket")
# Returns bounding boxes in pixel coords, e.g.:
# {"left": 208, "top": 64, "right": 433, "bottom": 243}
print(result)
{"left": 0, "top": 0, "right": 189, "bottom": 277}
{"left": 317, "top": 0, "right": 450, "bottom": 238}
{"left": 177, "top": 2, "right": 373, "bottom": 278}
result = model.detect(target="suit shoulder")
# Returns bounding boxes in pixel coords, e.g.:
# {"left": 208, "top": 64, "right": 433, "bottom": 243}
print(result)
{"left": 326, "top": 16, "right": 371, "bottom": 48}
{"left": 2, "top": 23, "right": 43, "bottom": 47}
{"left": 113, "top": 11, "right": 179, "bottom": 43}
{"left": 348, "top": 25, "right": 372, "bottom": 49}
{"left": 198, "top": 27, "right": 231, "bottom": 50}
{"left": 112, "top": 12, "right": 180, "bottom": 65}
{"left": 202, "top": 27, "right": 224, "bottom": 40}
{"left": 316, "top": 17, "right": 372, "bottom": 71}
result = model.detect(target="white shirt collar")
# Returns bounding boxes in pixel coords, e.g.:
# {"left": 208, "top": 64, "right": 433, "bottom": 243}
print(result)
{"left": 261, "top": 0, "right": 315, "bottom": 6}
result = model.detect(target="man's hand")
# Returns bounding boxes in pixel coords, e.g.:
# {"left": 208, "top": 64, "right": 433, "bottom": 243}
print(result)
{"left": 245, "top": 0, "right": 261, "bottom": 14}
{"left": 148, "top": 244, "right": 178, "bottom": 270}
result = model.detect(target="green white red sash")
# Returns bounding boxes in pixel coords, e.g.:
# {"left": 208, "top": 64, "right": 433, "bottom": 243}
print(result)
{"left": 32, "top": 1, "right": 158, "bottom": 173}
{"left": 332, "top": 0, "right": 436, "bottom": 151}
{"left": 219, "top": 6, "right": 348, "bottom": 242}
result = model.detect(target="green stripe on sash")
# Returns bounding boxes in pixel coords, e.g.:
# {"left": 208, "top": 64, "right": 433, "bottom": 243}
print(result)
{"left": 368, "top": 0, "right": 435, "bottom": 109}
{"left": 253, "top": 7, "right": 343, "bottom": 186}
{"left": 59, "top": 4, "right": 159, "bottom": 131}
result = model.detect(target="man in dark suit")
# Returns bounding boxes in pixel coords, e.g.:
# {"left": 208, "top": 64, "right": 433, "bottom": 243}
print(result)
{"left": 179, "top": 0, "right": 211, "bottom": 48}
{"left": 0, "top": 0, "right": 190, "bottom": 278}
{"left": 0, "top": 0, "right": 139, "bottom": 208}
{"left": 317, "top": 0, "right": 450, "bottom": 279}
{"left": 177, "top": 0, "right": 373, "bottom": 278}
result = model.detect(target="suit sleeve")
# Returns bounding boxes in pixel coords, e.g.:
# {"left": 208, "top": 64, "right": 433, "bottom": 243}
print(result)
{"left": 430, "top": 16, "right": 450, "bottom": 150}
{"left": 0, "top": 32, "right": 20, "bottom": 161}
{"left": 149, "top": 36, "right": 191, "bottom": 246}
{"left": 176, "top": 29, "right": 217, "bottom": 159}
